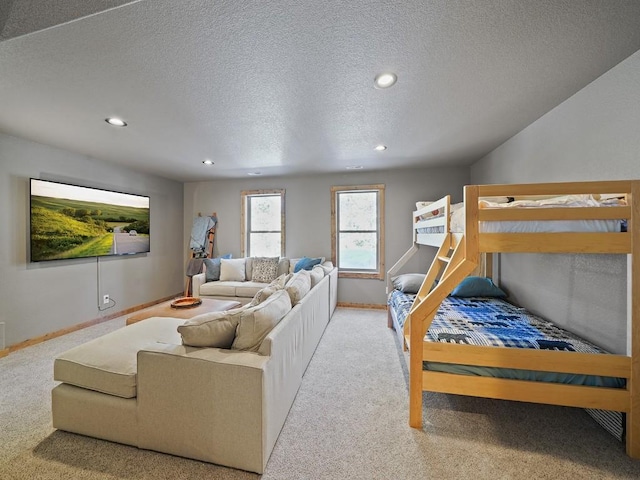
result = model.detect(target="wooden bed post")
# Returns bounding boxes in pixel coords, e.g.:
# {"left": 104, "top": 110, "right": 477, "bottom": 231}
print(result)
{"left": 628, "top": 182, "right": 640, "bottom": 458}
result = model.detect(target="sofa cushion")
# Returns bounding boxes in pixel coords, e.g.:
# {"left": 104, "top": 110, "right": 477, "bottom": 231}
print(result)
{"left": 199, "top": 281, "right": 239, "bottom": 297}
{"left": 54, "top": 318, "right": 183, "bottom": 398}
{"left": 309, "top": 265, "right": 325, "bottom": 288}
{"left": 220, "top": 258, "right": 246, "bottom": 281}
{"left": 232, "top": 289, "right": 292, "bottom": 352}
{"left": 285, "top": 270, "right": 311, "bottom": 305}
{"left": 203, "top": 253, "right": 232, "bottom": 282}
{"left": 178, "top": 307, "right": 247, "bottom": 348}
{"left": 251, "top": 256, "right": 280, "bottom": 283}
{"left": 235, "top": 281, "right": 268, "bottom": 298}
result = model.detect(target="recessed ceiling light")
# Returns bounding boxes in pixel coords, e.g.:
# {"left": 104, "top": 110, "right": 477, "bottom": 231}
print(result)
{"left": 202, "top": 159, "right": 214, "bottom": 165}
{"left": 105, "top": 117, "right": 127, "bottom": 127}
{"left": 374, "top": 72, "right": 397, "bottom": 89}
{"left": 346, "top": 165, "right": 363, "bottom": 170}
{"left": 374, "top": 144, "right": 387, "bottom": 151}
{"left": 247, "top": 171, "right": 262, "bottom": 176}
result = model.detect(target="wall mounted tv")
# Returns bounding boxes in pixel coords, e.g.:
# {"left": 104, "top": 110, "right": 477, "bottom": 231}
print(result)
{"left": 30, "top": 178, "right": 150, "bottom": 262}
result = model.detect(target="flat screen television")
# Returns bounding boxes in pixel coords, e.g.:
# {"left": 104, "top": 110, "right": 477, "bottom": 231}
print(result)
{"left": 30, "top": 178, "right": 150, "bottom": 262}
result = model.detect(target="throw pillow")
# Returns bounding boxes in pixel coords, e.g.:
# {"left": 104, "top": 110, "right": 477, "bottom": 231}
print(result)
{"left": 178, "top": 307, "right": 246, "bottom": 348}
{"left": 285, "top": 270, "right": 311, "bottom": 305}
{"left": 219, "top": 258, "right": 246, "bottom": 282}
{"left": 318, "top": 261, "right": 334, "bottom": 273}
{"left": 232, "top": 289, "right": 292, "bottom": 352}
{"left": 203, "top": 254, "right": 232, "bottom": 282}
{"left": 391, "top": 273, "right": 426, "bottom": 294}
{"left": 251, "top": 257, "right": 280, "bottom": 283}
{"left": 309, "top": 265, "right": 324, "bottom": 288}
{"left": 293, "top": 256, "right": 324, "bottom": 273}
{"left": 450, "top": 276, "right": 507, "bottom": 298}
{"left": 248, "top": 285, "right": 282, "bottom": 307}
{"left": 270, "top": 273, "right": 291, "bottom": 289}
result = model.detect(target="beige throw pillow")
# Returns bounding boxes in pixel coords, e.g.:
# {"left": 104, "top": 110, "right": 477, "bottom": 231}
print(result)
{"left": 178, "top": 307, "right": 246, "bottom": 348}
{"left": 285, "top": 270, "right": 311, "bottom": 305}
{"left": 220, "top": 258, "right": 246, "bottom": 282}
{"left": 309, "top": 265, "right": 324, "bottom": 288}
{"left": 232, "top": 289, "right": 292, "bottom": 352}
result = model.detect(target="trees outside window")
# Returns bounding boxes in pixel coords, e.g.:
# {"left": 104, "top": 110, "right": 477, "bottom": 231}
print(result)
{"left": 331, "top": 184, "right": 385, "bottom": 279}
{"left": 241, "top": 189, "right": 285, "bottom": 257}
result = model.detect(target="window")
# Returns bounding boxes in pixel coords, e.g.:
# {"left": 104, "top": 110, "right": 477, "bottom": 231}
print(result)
{"left": 241, "top": 189, "right": 285, "bottom": 257}
{"left": 331, "top": 184, "right": 385, "bottom": 279}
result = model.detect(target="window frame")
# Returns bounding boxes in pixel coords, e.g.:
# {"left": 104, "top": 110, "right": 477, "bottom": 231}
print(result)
{"left": 241, "top": 189, "right": 286, "bottom": 258}
{"left": 331, "top": 184, "right": 385, "bottom": 279}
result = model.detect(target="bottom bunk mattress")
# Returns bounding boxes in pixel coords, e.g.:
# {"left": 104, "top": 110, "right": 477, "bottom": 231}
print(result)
{"left": 388, "top": 289, "right": 625, "bottom": 440}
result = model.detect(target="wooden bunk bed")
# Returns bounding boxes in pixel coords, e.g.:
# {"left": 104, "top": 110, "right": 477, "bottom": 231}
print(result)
{"left": 386, "top": 180, "right": 640, "bottom": 458}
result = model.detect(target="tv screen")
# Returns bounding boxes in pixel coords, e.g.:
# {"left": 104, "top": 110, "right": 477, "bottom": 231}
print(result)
{"left": 30, "top": 178, "right": 150, "bottom": 262}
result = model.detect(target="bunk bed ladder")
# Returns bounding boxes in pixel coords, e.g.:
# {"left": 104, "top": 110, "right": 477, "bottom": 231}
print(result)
{"left": 406, "top": 233, "right": 479, "bottom": 428}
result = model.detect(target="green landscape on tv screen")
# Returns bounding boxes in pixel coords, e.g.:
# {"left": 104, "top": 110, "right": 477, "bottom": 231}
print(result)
{"left": 30, "top": 179, "right": 150, "bottom": 262}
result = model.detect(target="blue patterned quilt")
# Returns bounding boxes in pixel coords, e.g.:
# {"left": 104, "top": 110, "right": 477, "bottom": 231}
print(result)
{"left": 389, "top": 290, "right": 610, "bottom": 353}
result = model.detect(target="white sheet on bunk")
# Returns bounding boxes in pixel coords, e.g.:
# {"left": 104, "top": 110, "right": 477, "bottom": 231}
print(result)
{"left": 449, "top": 195, "right": 624, "bottom": 233}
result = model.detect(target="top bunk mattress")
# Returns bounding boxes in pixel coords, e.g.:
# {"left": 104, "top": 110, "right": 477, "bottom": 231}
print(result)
{"left": 415, "top": 194, "right": 626, "bottom": 234}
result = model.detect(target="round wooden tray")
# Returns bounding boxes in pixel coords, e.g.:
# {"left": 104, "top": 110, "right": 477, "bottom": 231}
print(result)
{"left": 170, "top": 297, "right": 203, "bottom": 309}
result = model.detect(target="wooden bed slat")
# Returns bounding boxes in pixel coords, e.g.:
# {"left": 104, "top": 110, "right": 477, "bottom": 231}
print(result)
{"left": 422, "top": 342, "right": 630, "bottom": 378}
{"left": 423, "top": 371, "right": 630, "bottom": 412}
{"left": 479, "top": 232, "right": 630, "bottom": 253}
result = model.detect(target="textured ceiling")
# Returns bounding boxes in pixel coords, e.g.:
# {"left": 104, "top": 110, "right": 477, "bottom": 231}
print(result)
{"left": 1, "top": 0, "right": 640, "bottom": 182}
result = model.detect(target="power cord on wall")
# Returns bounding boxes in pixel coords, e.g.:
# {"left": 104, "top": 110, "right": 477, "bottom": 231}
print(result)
{"left": 96, "top": 257, "right": 116, "bottom": 311}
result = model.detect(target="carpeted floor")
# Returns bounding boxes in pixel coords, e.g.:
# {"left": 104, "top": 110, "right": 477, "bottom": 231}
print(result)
{"left": 2, "top": 307, "right": 640, "bottom": 479}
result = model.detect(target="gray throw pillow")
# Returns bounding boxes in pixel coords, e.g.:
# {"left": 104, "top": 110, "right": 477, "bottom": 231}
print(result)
{"left": 391, "top": 273, "right": 426, "bottom": 294}
{"left": 203, "top": 254, "right": 232, "bottom": 282}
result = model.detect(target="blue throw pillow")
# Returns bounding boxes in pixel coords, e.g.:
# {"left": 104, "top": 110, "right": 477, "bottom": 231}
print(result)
{"left": 294, "top": 256, "right": 323, "bottom": 273}
{"left": 203, "top": 253, "right": 232, "bottom": 282}
{"left": 450, "top": 276, "right": 506, "bottom": 298}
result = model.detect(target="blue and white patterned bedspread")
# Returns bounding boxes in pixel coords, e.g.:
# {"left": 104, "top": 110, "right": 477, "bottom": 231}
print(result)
{"left": 388, "top": 289, "right": 608, "bottom": 354}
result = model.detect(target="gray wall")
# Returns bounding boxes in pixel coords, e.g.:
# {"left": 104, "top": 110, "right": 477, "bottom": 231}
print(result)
{"left": 185, "top": 167, "right": 469, "bottom": 306}
{"left": 0, "top": 132, "right": 184, "bottom": 347}
{"left": 470, "top": 49, "right": 640, "bottom": 354}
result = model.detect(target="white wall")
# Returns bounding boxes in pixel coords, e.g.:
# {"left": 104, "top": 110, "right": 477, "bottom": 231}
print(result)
{"left": 0, "top": 133, "right": 184, "bottom": 347}
{"left": 185, "top": 167, "right": 469, "bottom": 306}
{"left": 470, "top": 49, "right": 640, "bottom": 354}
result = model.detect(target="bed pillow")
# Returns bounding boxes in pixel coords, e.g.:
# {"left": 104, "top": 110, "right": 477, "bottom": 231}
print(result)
{"left": 251, "top": 256, "right": 280, "bottom": 283}
{"left": 293, "top": 256, "right": 324, "bottom": 273}
{"left": 450, "top": 276, "right": 506, "bottom": 298}
{"left": 391, "top": 274, "right": 426, "bottom": 294}
{"left": 219, "top": 258, "right": 246, "bottom": 282}
{"left": 203, "top": 254, "right": 232, "bottom": 282}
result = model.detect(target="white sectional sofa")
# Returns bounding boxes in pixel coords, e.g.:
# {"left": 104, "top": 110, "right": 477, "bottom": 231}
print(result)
{"left": 193, "top": 256, "right": 336, "bottom": 307}
{"left": 52, "top": 265, "right": 338, "bottom": 474}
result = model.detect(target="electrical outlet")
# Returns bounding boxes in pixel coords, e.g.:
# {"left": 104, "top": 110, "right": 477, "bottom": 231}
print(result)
{"left": 103, "top": 294, "right": 110, "bottom": 305}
